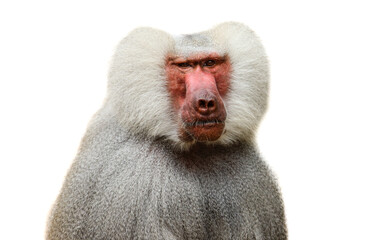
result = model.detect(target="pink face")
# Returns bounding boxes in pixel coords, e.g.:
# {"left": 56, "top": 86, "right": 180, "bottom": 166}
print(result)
{"left": 166, "top": 53, "right": 231, "bottom": 142}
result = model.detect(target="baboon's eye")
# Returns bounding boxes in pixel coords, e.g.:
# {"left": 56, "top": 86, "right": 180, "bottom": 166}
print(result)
{"left": 177, "top": 62, "right": 192, "bottom": 68}
{"left": 203, "top": 60, "right": 216, "bottom": 67}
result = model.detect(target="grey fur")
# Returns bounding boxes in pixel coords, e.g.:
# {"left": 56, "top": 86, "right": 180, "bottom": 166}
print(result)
{"left": 46, "top": 22, "right": 287, "bottom": 239}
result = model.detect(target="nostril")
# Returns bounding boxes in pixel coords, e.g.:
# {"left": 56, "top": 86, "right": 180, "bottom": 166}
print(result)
{"left": 198, "top": 99, "right": 207, "bottom": 109}
{"left": 196, "top": 97, "right": 218, "bottom": 115}
{"left": 207, "top": 100, "right": 215, "bottom": 109}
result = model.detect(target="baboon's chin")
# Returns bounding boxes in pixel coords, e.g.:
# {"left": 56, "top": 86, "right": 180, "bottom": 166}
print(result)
{"left": 179, "top": 122, "right": 225, "bottom": 142}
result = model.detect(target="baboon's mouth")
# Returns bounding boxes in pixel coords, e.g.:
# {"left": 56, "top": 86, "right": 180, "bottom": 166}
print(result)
{"left": 183, "top": 120, "right": 225, "bottom": 142}
{"left": 184, "top": 120, "right": 224, "bottom": 128}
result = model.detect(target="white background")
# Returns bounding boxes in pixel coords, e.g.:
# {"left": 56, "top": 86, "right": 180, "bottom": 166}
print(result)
{"left": 0, "top": 1, "right": 383, "bottom": 239}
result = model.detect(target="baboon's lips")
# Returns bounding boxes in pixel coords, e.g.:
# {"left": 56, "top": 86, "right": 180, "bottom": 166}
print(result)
{"left": 185, "top": 121, "right": 225, "bottom": 142}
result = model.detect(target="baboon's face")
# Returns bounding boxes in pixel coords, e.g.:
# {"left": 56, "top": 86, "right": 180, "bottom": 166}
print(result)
{"left": 166, "top": 53, "right": 231, "bottom": 142}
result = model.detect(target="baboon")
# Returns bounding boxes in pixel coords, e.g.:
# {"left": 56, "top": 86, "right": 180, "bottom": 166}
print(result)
{"left": 46, "top": 22, "right": 287, "bottom": 240}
